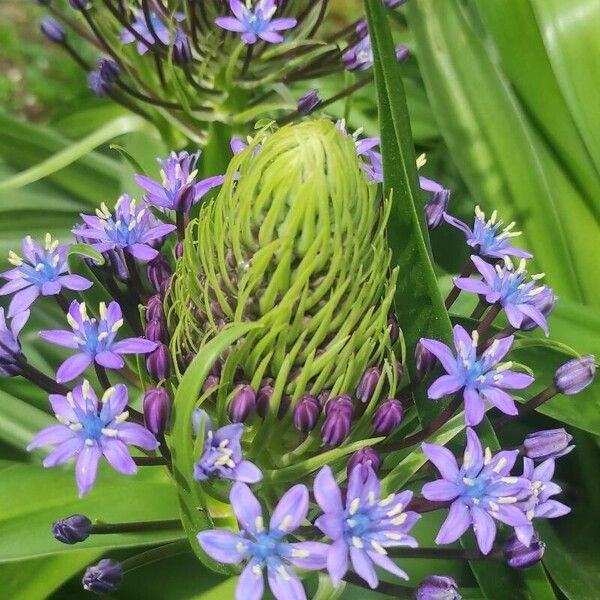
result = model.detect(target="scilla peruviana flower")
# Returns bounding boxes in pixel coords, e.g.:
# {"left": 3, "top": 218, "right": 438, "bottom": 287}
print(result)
{"left": 419, "top": 325, "right": 533, "bottom": 426}
{"left": 197, "top": 482, "right": 328, "bottom": 600}
{"left": 27, "top": 381, "right": 158, "bottom": 496}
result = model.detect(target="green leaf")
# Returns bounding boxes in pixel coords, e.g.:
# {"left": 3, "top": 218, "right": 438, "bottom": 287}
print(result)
{"left": 67, "top": 243, "right": 105, "bottom": 266}
{"left": 170, "top": 323, "right": 261, "bottom": 573}
{"left": 0, "top": 461, "right": 182, "bottom": 562}
{"left": 0, "top": 115, "right": 145, "bottom": 194}
{"left": 365, "top": 0, "right": 453, "bottom": 423}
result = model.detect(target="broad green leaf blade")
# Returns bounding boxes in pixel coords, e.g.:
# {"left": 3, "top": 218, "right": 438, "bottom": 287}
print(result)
{"left": 0, "top": 115, "right": 145, "bottom": 195}
{"left": 365, "top": 0, "right": 453, "bottom": 423}
{"left": 170, "top": 323, "right": 261, "bottom": 573}
{"left": 0, "top": 462, "right": 182, "bottom": 562}
{"left": 406, "top": 0, "right": 586, "bottom": 305}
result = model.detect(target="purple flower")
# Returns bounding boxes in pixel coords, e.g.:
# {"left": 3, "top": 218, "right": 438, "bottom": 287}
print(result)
{"left": 75, "top": 194, "right": 176, "bottom": 261}
{"left": 82, "top": 559, "right": 123, "bottom": 593}
{"left": 513, "top": 458, "right": 570, "bottom": 546}
{"left": 135, "top": 151, "right": 225, "bottom": 212}
{"left": 343, "top": 35, "right": 374, "bottom": 71}
{"left": 0, "top": 307, "right": 28, "bottom": 376}
{"left": 121, "top": 10, "right": 185, "bottom": 55}
{"left": 197, "top": 482, "right": 328, "bottom": 600}
{"left": 415, "top": 575, "right": 461, "bottom": 600}
{"left": 215, "top": 0, "right": 297, "bottom": 45}
{"left": 27, "top": 381, "right": 159, "bottom": 496}
{"left": 314, "top": 465, "right": 420, "bottom": 588}
{"left": 297, "top": 89, "right": 321, "bottom": 115}
{"left": 421, "top": 177, "right": 451, "bottom": 229}
{"left": 504, "top": 531, "right": 545, "bottom": 569}
{"left": 455, "top": 256, "right": 550, "bottom": 335}
{"left": 193, "top": 410, "right": 262, "bottom": 483}
{"left": 347, "top": 447, "right": 381, "bottom": 481}
{"left": 422, "top": 428, "right": 531, "bottom": 554}
{"left": 420, "top": 325, "right": 533, "bottom": 426}
{"left": 443, "top": 206, "right": 532, "bottom": 260}
{"left": 0, "top": 234, "right": 92, "bottom": 317}
{"left": 39, "top": 300, "right": 157, "bottom": 383}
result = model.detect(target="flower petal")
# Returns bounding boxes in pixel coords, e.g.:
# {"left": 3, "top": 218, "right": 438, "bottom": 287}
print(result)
{"left": 368, "top": 551, "right": 409, "bottom": 581}
{"left": 315, "top": 513, "right": 343, "bottom": 540}
{"left": 215, "top": 16, "right": 246, "bottom": 32}
{"left": 281, "top": 542, "right": 329, "bottom": 570}
{"left": 101, "top": 439, "right": 137, "bottom": 475}
{"left": 267, "top": 561, "right": 306, "bottom": 600}
{"left": 463, "top": 427, "right": 484, "bottom": 473}
{"left": 231, "top": 482, "right": 263, "bottom": 536}
{"left": 314, "top": 466, "right": 343, "bottom": 515}
{"left": 197, "top": 530, "right": 249, "bottom": 565}
{"left": 428, "top": 374, "right": 463, "bottom": 399}
{"left": 454, "top": 277, "right": 490, "bottom": 295}
{"left": 39, "top": 329, "right": 79, "bottom": 349}
{"left": 95, "top": 350, "right": 125, "bottom": 369}
{"left": 496, "top": 371, "right": 534, "bottom": 390}
{"left": 100, "top": 384, "right": 128, "bottom": 422}
{"left": 436, "top": 501, "right": 471, "bottom": 545}
{"left": 111, "top": 338, "right": 158, "bottom": 354}
{"left": 27, "top": 424, "right": 74, "bottom": 450}
{"left": 464, "top": 387, "right": 485, "bottom": 426}
{"left": 418, "top": 339, "right": 456, "bottom": 374}
{"left": 48, "top": 394, "right": 77, "bottom": 422}
{"left": 231, "top": 460, "right": 263, "bottom": 483}
{"left": 471, "top": 506, "right": 496, "bottom": 555}
{"left": 536, "top": 499, "right": 570, "bottom": 519}
{"left": 421, "top": 443, "right": 459, "bottom": 480}
{"left": 269, "top": 484, "right": 308, "bottom": 535}
{"left": 0, "top": 278, "right": 30, "bottom": 295}
{"left": 327, "top": 538, "right": 349, "bottom": 588}
{"left": 57, "top": 274, "right": 92, "bottom": 291}
{"left": 56, "top": 353, "right": 93, "bottom": 383}
{"left": 443, "top": 213, "right": 472, "bottom": 236}
{"left": 481, "top": 387, "right": 518, "bottom": 416}
{"left": 422, "top": 479, "right": 460, "bottom": 502}
{"left": 236, "top": 560, "right": 264, "bottom": 600}
{"left": 127, "top": 244, "right": 158, "bottom": 261}
{"left": 75, "top": 444, "right": 102, "bottom": 496}
{"left": 8, "top": 285, "right": 39, "bottom": 317}
{"left": 115, "top": 422, "right": 159, "bottom": 451}
{"left": 350, "top": 547, "right": 378, "bottom": 589}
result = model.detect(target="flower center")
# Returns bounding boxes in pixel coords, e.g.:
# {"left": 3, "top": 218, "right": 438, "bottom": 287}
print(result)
{"left": 249, "top": 532, "right": 279, "bottom": 561}
{"left": 78, "top": 413, "right": 106, "bottom": 440}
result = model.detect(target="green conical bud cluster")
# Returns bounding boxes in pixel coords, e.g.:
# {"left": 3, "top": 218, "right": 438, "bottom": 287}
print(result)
{"left": 166, "top": 120, "right": 399, "bottom": 467}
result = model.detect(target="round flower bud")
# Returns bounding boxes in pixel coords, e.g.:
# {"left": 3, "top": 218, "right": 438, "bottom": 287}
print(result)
{"left": 256, "top": 384, "right": 274, "bottom": 418}
{"left": 324, "top": 394, "right": 354, "bottom": 416}
{"left": 322, "top": 407, "right": 351, "bottom": 447}
{"left": 145, "top": 319, "right": 168, "bottom": 343}
{"left": 347, "top": 447, "right": 381, "bottom": 482}
{"left": 52, "top": 514, "right": 92, "bottom": 545}
{"left": 504, "top": 532, "right": 545, "bottom": 569}
{"left": 415, "top": 575, "right": 461, "bottom": 600}
{"left": 143, "top": 387, "right": 172, "bottom": 434}
{"left": 82, "top": 559, "right": 123, "bottom": 594}
{"left": 554, "top": 355, "right": 596, "bottom": 395}
{"left": 146, "top": 343, "right": 172, "bottom": 382}
{"left": 146, "top": 295, "right": 164, "bottom": 323}
{"left": 292, "top": 394, "right": 321, "bottom": 433}
{"left": 147, "top": 255, "right": 172, "bottom": 294}
{"left": 297, "top": 89, "right": 321, "bottom": 116}
{"left": 395, "top": 45, "right": 411, "bottom": 63}
{"left": 523, "top": 428, "right": 574, "bottom": 462}
{"left": 415, "top": 340, "right": 436, "bottom": 377}
{"left": 40, "top": 16, "right": 65, "bottom": 43}
{"left": 372, "top": 398, "right": 403, "bottom": 434}
{"left": 202, "top": 375, "right": 220, "bottom": 394}
{"left": 228, "top": 385, "right": 256, "bottom": 423}
{"left": 356, "top": 367, "right": 381, "bottom": 404}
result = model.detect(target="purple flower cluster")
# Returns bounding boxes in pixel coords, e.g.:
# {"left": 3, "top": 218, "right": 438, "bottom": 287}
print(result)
{"left": 0, "top": 234, "right": 91, "bottom": 316}
{"left": 27, "top": 381, "right": 158, "bottom": 496}
{"left": 121, "top": 9, "right": 185, "bottom": 55}
{"left": 198, "top": 465, "right": 419, "bottom": 598}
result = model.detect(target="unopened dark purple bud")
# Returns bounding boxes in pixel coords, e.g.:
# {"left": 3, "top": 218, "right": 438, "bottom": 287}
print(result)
{"left": 229, "top": 385, "right": 256, "bottom": 423}
{"left": 324, "top": 394, "right": 354, "bottom": 416}
{"left": 297, "top": 89, "right": 321, "bottom": 115}
{"left": 0, "top": 325, "right": 23, "bottom": 377}
{"left": 52, "top": 514, "right": 92, "bottom": 544}
{"left": 202, "top": 375, "right": 219, "bottom": 394}
{"left": 173, "top": 29, "right": 192, "bottom": 65}
{"left": 504, "top": 532, "right": 545, "bottom": 569}
{"left": 69, "top": 0, "right": 89, "bottom": 9}
{"left": 146, "top": 343, "right": 172, "bottom": 381}
{"left": 523, "top": 428, "right": 574, "bottom": 461}
{"left": 143, "top": 387, "right": 171, "bottom": 434}
{"left": 425, "top": 189, "right": 451, "bottom": 230}
{"left": 356, "top": 367, "right": 381, "bottom": 403}
{"left": 147, "top": 254, "right": 172, "bottom": 293}
{"left": 145, "top": 319, "right": 167, "bottom": 343}
{"left": 415, "top": 340, "right": 436, "bottom": 377}
{"left": 554, "top": 355, "right": 596, "bottom": 395}
{"left": 175, "top": 240, "right": 184, "bottom": 259}
{"left": 293, "top": 394, "right": 321, "bottom": 432}
{"left": 388, "top": 313, "right": 400, "bottom": 345}
{"left": 97, "top": 58, "right": 119, "bottom": 82}
{"left": 40, "top": 16, "right": 65, "bottom": 43}
{"left": 146, "top": 294, "right": 164, "bottom": 322}
{"left": 347, "top": 447, "right": 381, "bottom": 481}
{"left": 415, "top": 575, "right": 461, "bottom": 600}
{"left": 82, "top": 559, "right": 123, "bottom": 594}
{"left": 322, "top": 407, "right": 351, "bottom": 447}
{"left": 395, "top": 45, "right": 410, "bottom": 63}
{"left": 256, "top": 384, "right": 274, "bottom": 418}
{"left": 372, "top": 398, "right": 403, "bottom": 434}
{"left": 520, "top": 288, "right": 557, "bottom": 331}
{"left": 396, "top": 361, "right": 405, "bottom": 381}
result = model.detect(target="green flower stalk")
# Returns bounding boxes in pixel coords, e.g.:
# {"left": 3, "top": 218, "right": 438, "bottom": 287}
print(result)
{"left": 166, "top": 119, "right": 399, "bottom": 472}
